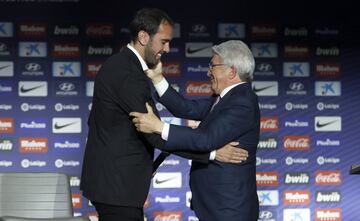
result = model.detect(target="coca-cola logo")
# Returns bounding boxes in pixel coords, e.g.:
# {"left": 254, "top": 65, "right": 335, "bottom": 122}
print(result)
{"left": 260, "top": 117, "right": 279, "bottom": 132}
{"left": 186, "top": 82, "right": 212, "bottom": 96}
{"left": 283, "top": 136, "right": 310, "bottom": 150}
{"left": 315, "top": 208, "right": 341, "bottom": 221}
{"left": 86, "top": 24, "right": 113, "bottom": 37}
{"left": 153, "top": 212, "right": 182, "bottom": 221}
{"left": 163, "top": 62, "right": 181, "bottom": 76}
{"left": 315, "top": 171, "right": 341, "bottom": 185}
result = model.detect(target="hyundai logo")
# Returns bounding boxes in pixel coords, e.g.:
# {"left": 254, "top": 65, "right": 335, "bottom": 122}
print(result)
{"left": 192, "top": 24, "right": 207, "bottom": 33}
{"left": 259, "top": 210, "right": 273, "bottom": 219}
{"left": 289, "top": 82, "right": 304, "bottom": 91}
{"left": 59, "top": 82, "right": 75, "bottom": 91}
{"left": 0, "top": 43, "right": 7, "bottom": 51}
{"left": 25, "top": 63, "right": 41, "bottom": 71}
{"left": 257, "top": 63, "right": 272, "bottom": 72}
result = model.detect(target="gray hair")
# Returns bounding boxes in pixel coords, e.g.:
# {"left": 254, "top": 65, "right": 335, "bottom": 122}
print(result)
{"left": 212, "top": 40, "right": 255, "bottom": 82}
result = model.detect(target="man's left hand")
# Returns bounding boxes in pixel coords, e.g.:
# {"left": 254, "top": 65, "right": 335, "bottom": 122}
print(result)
{"left": 215, "top": 142, "right": 248, "bottom": 163}
{"left": 130, "top": 102, "right": 164, "bottom": 134}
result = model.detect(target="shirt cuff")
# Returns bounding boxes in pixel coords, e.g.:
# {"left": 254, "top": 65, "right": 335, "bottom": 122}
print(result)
{"left": 209, "top": 150, "right": 216, "bottom": 160}
{"left": 154, "top": 78, "right": 169, "bottom": 97}
{"left": 161, "top": 122, "right": 170, "bottom": 141}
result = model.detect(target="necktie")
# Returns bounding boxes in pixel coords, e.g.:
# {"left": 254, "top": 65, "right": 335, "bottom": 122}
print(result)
{"left": 210, "top": 96, "right": 221, "bottom": 112}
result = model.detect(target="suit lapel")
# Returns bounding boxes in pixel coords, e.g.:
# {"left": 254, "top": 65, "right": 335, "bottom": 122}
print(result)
{"left": 198, "top": 83, "right": 250, "bottom": 128}
{"left": 122, "top": 47, "right": 162, "bottom": 117}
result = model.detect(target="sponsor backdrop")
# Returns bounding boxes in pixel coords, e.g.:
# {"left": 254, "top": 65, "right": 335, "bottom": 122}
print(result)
{"left": 0, "top": 1, "right": 360, "bottom": 221}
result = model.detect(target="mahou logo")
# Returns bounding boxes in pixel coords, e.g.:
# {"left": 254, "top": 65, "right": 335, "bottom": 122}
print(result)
{"left": 52, "top": 43, "right": 81, "bottom": 57}
{"left": 283, "top": 136, "right": 310, "bottom": 151}
{"left": 86, "top": 23, "right": 113, "bottom": 37}
{"left": 260, "top": 117, "right": 279, "bottom": 132}
{"left": 315, "top": 63, "right": 341, "bottom": 77}
{"left": 315, "top": 170, "right": 341, "bottom": 185}
{"left": 0, "top": 118, "right": 14, "bottom": 133}
{"left": 284, "top": 190, "right": 310, "bottom": 205}
{"left": 19, "top": 137, "right": 48, "bottom": 153}
{"left": 186, "top": 81, "right": 212, "bottom": 96}
{"left": 283, "top": 44, "right": 310, "bottom": 58}
{"left": 153, "top": 211, "right": 182, "bottom": 221}
{"left": 19, "top": 23, "right": 47, "bottom": 38}
{"left": 72, "top": 193, "right": 82, "bottom": 209}
{"left": 256, "top": 172, "right": 279, "bottom": 186}
{"left": 162, "top": 61, "right": 181, "bottom": 76}
{"left": 250, "top": 24, "right": 277, "bottom": 38}
{"left": 315, "top": 208, "right": 341, "bottom": 221}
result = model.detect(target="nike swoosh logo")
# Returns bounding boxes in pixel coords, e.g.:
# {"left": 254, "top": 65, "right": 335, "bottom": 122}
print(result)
{"left": 0, "top": 65, "right": 11, "bottom": 70}
{"left": 252, "top": 85, "right": 274, "bottom": 93}
{"left": 155, "top": 177, "right": 176, "bottom": 184}
{"left": 54, "top": 122, "right": 77, "bottom": 130}
{"left": 20, "top": 85, "right": 44, "bottom": 93}
{"left": 316, "top": 120, "right": 338, "bottom": 128}
{"left": 186, "top": 46, "right": 210, "bottom": 54}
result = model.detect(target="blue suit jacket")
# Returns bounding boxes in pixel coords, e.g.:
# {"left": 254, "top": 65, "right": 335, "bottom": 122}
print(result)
{"left": 159, "top": 82, "right": 260, "bottom": 221}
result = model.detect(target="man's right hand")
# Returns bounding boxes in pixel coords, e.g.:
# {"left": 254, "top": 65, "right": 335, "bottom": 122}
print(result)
{"left": 215, "top": 142, "right": 248, "bottom": 163}
{"left": 145, "top": 61, "right": 164, "bottom": 84}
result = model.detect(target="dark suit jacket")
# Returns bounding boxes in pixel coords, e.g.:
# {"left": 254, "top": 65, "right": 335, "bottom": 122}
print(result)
{"left": 80, "top": 47, "right": 209, "bottom": 207}
{"left": 158, "top": 83, "right": 260, "bottom": 221}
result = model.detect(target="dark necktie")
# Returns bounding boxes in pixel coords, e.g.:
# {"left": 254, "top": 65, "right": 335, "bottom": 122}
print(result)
{"left": 210, "top": 96, "right": 221, "bottom": 112}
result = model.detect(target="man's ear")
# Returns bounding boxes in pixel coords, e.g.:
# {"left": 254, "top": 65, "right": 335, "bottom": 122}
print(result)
{"left": 227, "top": 66, "right": 237, "bottom": 79}
{"left": 138, "top": 30, "right": 150, "bottom": 46}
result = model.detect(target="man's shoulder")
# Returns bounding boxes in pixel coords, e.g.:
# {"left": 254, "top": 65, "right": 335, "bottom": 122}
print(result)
{"left": 104, "top": 50, "right": 131, "bottom": 66}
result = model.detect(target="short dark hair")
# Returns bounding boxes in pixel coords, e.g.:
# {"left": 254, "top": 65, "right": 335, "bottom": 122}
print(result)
{"left": 129, "top": 8, "right": 173, "bottom": 41}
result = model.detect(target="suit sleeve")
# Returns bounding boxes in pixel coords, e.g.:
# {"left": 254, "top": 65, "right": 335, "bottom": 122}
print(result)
{"left": 158, "top": 85, "right": 214, "bottom": 120}
{"left": 117, "top": 72, "right": 210, "bottom": 163}
{"left": 164, "top": 97, "right": 258, "bottom": 152}
{"left": 115, "top": 71, "right": 166, "bottom": 148}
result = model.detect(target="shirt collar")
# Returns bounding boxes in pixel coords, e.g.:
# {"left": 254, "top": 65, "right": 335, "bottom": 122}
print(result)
{"left": 219, "top": 82, "right": 245, "bottom": 98}
{"left": 127, "top": 44, "right": 149, "bottom": 71}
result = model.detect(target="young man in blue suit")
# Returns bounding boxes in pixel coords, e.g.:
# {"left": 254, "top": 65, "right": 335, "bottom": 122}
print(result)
{"left": 131, "top": 40, "right": 260, "bottom": 221}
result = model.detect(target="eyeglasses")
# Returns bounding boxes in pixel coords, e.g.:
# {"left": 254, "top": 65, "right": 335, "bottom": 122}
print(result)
{"left": 208, "top": 62, "right": 226, "bottom": 70}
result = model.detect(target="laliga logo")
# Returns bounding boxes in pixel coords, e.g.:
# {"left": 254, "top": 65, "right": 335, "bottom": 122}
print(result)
{"left": 21, "top": 103, "right": 30, "bottom": 112}
{"left": 55, "top": 159, "right": 64, "bottom": 168}
{"left": 256, "top": 157, "right": 261, "bottom": 166}
{"left": 286, "top": 157, "right": 294, "bottom": 165}
{"left": 285, "top": 102, "right": 293, "bottom": 111}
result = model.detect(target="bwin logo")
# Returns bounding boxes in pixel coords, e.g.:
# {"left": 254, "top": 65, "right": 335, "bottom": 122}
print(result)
{"left": 25, "top": 63, "right": 41, "bottom": 72}
{"left": 192, "top": 24, "right": 207, "bottom": 33}
{"left": 289, "top": 82, "right": 304, "bottom": 91}
{"left": 59, "top": 83, "right": 75, "bottom": 91}
{"left": 257, "top": 63, "right": 272, "bottom": 72}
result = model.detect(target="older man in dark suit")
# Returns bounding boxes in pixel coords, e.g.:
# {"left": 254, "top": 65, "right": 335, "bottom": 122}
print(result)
{"left": 131, "top": 40, "right": 260, "bottom": 221}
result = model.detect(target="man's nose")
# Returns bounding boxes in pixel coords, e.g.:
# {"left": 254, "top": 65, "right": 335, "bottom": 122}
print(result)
{"left": 163, "top": 43, "right": 170, "bottom": 53}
